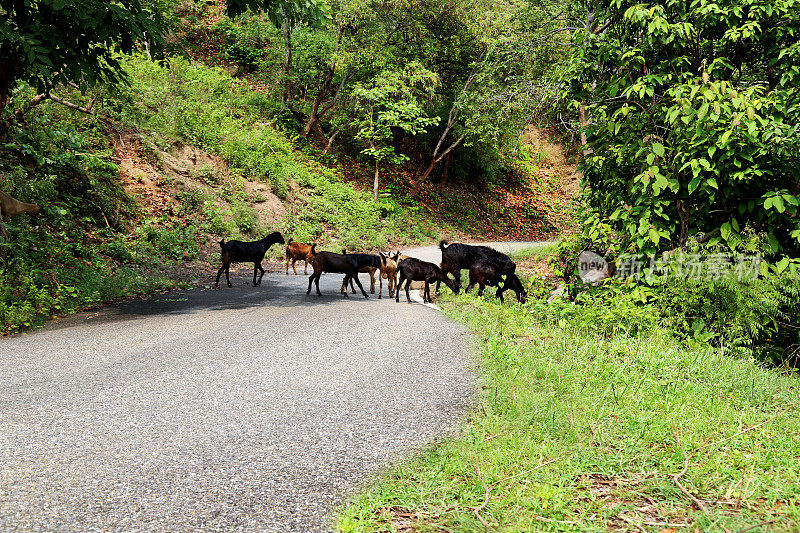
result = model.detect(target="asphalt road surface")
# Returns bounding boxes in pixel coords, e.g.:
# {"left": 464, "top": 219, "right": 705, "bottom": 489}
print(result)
{"left": 0, "top": 241, "right": 539, "bottom": 531}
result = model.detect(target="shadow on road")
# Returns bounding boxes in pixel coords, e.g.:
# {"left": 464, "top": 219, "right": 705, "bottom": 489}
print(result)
{"left": 41, "top": 271, "right": 391, "bottom": 333}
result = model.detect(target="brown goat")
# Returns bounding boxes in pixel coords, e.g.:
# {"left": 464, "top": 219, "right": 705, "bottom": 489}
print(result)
{"left": 285, "top": 239, "right": 317, "bottom": 275}
{"left": 378, "top": 251, "right": 401, "bottom": 299}
{"left": 0, "top": 190, "right": 39, "bottom": 238}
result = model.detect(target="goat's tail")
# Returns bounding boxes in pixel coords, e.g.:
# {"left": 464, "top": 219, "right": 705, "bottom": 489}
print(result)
{"left": 439, "top": 240, "right": 449, "bottom": 251}
{"left": 310, "top": 243, "right": 317, "bottom": 254}
{"left": 287, "top": 238, "right": 294, "bottom": 245}
{"left": 219, "top": 239, "right": 226, "bottom": 249}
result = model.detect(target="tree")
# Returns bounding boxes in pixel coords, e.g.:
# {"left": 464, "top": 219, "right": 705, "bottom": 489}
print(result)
{"left": 0, "top": 0, "right": 166, "bottom": 138}
{"left": 352, "top": 64, "right": 438, "bottom": 201}
{"left": 570, "top": 0, "right": 800, "bottom": 257}
{"left": 227, "top": 0, "right": 332, "bottom": 104}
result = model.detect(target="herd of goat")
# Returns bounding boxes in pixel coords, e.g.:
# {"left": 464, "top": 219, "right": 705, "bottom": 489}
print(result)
{"left": 214, "top": 231, "right": 527, "bottom": 304}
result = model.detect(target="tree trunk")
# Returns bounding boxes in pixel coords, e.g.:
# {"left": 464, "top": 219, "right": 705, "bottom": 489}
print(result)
{"left": 0, "top": 58, "right": 21, "bottom": 139}
{"left": 282, "top": 22, "right": 293, "bottom": 105}
{"left": 438, "top": 151, "right": 453, "bottom": 190}
{"left": 373, "top": 160, "right": 380, "bottom": 202}
{"left": 304, "top": 65, "right": 333, "bottom": 138}
{"left": 578, "top": 102, "right": 592, "bottom": 158}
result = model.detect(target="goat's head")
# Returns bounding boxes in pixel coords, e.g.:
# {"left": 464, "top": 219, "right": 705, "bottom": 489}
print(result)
{"left": 266, "top": 231, "right": 286, "bottom": 245}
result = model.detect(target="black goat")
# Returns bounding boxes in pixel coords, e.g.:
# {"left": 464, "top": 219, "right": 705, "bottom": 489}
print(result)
{"left": 395, "top": 257, "right": 456, "bottom": 304}
{"left": 340, "top": 250, "right": 382, "bottom": 296}
{"left": 307, "top": 251, "right": 371, "bottom": 298}
{"left": 438, "top": 240, "right": 516, "bottom": 293}
{"left": 465, "top": 260, "right": 527, "bottom": 303}
{"left": 215, "top": 231, "right": 285, "bottom": 288}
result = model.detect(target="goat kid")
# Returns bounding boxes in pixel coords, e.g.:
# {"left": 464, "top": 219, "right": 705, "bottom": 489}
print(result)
{"left": 465, "top": 260, "right": 527, "bottom": 303}
{"left": 438, "top": 240, "right": 516, "bottom": 293}
{"left": 285, "top": 239, "right": 317, "bottom": 275}
{"left": 378, "top": 251, "right": 401, "bottom": 299}
{"left": 215, "top": 231, "right": 285, "bottom": 288}
{"left": 395, "top": 257, "right": 456, "bottom": 304}
{"left": 308, "top": 251, "right": 371, "bottom": 298}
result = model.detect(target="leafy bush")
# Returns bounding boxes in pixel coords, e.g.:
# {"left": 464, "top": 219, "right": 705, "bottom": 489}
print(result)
{"left": 549, "top": 235, "right": 800, "bottom": 366}
{"left": 570, "top": 0, "right": 800, "bottom": 257}
{"left": 213, "top": 14, "right": 279, "bottom": 72}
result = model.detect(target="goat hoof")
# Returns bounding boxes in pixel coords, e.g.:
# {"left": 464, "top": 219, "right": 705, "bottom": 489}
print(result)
{"left": 227, "top": 283, "right": 233, "bottom": 288}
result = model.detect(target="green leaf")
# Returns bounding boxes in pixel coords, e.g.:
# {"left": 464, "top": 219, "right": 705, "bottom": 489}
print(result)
{"left": 653, "top": 143, "right": 665, "bottom": 157}
{"left": 720, "top": 222, "right": 731, "bottom": 242}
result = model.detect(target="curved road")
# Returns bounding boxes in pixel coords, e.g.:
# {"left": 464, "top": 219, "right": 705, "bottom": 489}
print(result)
{"left": 0, "top": 242, "right": 539, "bottom": 531}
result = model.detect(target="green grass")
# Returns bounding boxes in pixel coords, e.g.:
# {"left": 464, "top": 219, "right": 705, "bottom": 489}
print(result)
{"left": 336, "top": 291, "right": 800, "bottom": 531}
{"left": 111, "top": 54, "right": 442, "bottom": 250}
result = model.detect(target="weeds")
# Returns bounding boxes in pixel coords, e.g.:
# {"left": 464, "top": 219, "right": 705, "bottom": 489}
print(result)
{"left": 337, "top": 274, "right": 800, "bottom": 532}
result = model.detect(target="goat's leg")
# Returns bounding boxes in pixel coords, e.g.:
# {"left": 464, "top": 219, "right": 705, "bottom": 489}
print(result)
{"left": 404, "top": 279, "right": 412, "bottom": 303}
{"left": 378, "top": 272, "right": 383, "bottom": 299}
{"left": 453, "top": 270, "right": 462, "bottom": 293}
{"left": 303, "top": 260, "right": 308, "bottom": 275}
{"left": 350, "top": 275, "right": 357, "bottom": 294}
{"left": 307, "top": 273, "right": 317, "bottom": 295}
{"left": 252, "top": 263, "right": 259, "bottom": 286}
{"left": 349, "top": 273, "right": 369, "bottom": 298}
{"left": 225, "top": 264, "right": 233, "bottom": 287}
{"left": 369, "top": 271, "right": 375, "bottom": 294}
{"left": 315, "top": 273, "right": 323, "bottom": 296}
{"left": 495, "top": 286, "right": 506, "bottom": 303}
{"left": 423, "top": 280, "right": 431, "bottom": 303}
{"left": 395, "top": 273, "right": 405, "bottom": 302}
{"left": 465, "top": 280, "right": 476, "bottom": 293}
{"left": 214, "top": 262, "right": 229, "bottom": 288}
{"left": 292, "top": 259, "right": 299, "bottom": 275}
{"left": 256, "top": 262, "right": 265, "bottom": 286}
{"left": 477, "top": 282, "right": 485, "bottom": 297}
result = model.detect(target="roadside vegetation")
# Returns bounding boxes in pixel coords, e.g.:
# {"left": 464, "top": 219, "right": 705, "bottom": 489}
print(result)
{"left": 337, "top": 247, "right": 800, "bottom": 532}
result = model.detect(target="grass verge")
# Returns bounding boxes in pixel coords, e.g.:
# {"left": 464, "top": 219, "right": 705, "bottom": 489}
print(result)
{"left": 337, "top": 290, "right": 800, "bottom": 531}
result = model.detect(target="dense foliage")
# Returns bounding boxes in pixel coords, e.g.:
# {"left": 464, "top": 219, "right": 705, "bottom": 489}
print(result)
{"left": 571, "top": 0, "right": 800, "bottom": 257}
{"left": 210, "top": 0, "right": 566, "bottom": 189}
{"left": 0, "top": 0, "right": 166, "bottom": 136}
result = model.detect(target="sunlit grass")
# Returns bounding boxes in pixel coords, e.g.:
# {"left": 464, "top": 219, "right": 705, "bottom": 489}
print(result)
{"left": 337, "top": 291, "right": 800, "bottom": 532}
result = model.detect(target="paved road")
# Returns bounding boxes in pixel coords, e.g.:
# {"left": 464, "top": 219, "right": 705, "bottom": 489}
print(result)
{"left": 0, "top": 242, "right": 539, "bottom": 531}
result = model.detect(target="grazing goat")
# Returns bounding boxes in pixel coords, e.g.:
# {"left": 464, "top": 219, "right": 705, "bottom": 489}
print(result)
{"left": 395, "top": 257, "right": 456, "bottom": 304}
{"left": 339, "top": 250, "right": 381, "bottom": 296}
{"left": 465, "top": 260, "right": 527, "bottom": 303}
{"left": 308, "top": 251, "right": 371, "bottom": 298}
{"left": 215, "top": 231, "right": 285, "bottom": 288}
{"left": 0, "top": 190, "right": 39, "bottom": 239}
{"left": 438, "top": 240, "right": 516, "bottom": 293}
{"left": 378, "top": 251, "right": 401, "bottom": 299}
{"left": 285, "top": 239, "right": 317, "bottom": 275}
